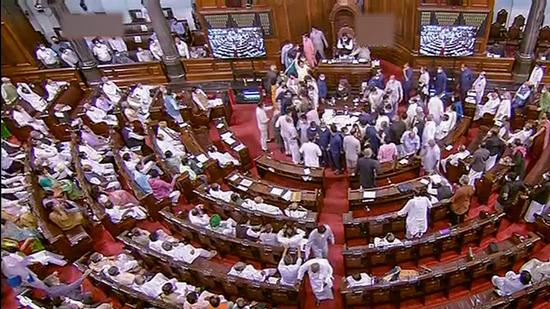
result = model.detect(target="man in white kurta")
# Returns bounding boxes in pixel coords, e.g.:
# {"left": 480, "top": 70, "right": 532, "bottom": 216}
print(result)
{"left": 297, "top": 258, "right": 334, "bottom": 303}
{"left": 427, "top": 95, "right": 444, "bottom": 124}
{"left": 16, "top": 83, "right": 48, "bottom": 112}
{"left": 299, "top": 139, "right": 322, "bottom": 167}
{"left": 343, "top": 132, "right": 361, "bottom": 176}
{"left": 150, "top": 40, "right": 163, "bottom": 61}
{"left": 418, "top": 67, "right": 430, "bottom": 96}
{"left": 474, "top": 92, "right": 501, "bottom": 121}
{"left": 305, "top": 224, "right": 335, "bottom": 259}
{"left": 256, "top": 102, "right": 273, "bottom": 152}
{"left": 420, "top": 139, "right": 440, "bottom": 173}
{"left": 491, "top": 270, "right": 531, "bottom": 296}
{"left": 208, "top": 183, "right": 234, "bottom": 203}
{"left": 528, "top": 64, "right": 544, "bottom": 89}
{"left": 101, "top": 77, "right": 122, "bottom": 103}
{"left": 422, "top": 116, "right": 437, "bottom": 145}
{"left": 385, "top": 75, "right": 403, "bottom": 109}
{"left": 84, "top": 104, "right": 117, "bottom": 126}
{"left": 397, "top": 193, "right": 432, "bottom": 238}
{"left": 436, "top": 112, "right": 456, "bottom": 140}
{"left": 278, "top": 248, "right": 303, "bottom": 286}
{"left": 472, "top": 72, "right": 487, "bottom": 104}
{"left": 278, "top": 115, "right": 301, "bottom": 164}
{"left": 228, "top": 262, "right": 275, "bottom": 282}
{"left": 495, "top": 92, "right": 512, "bottom": 122}
{"left": 346, "top": 273, "right": 374, "bottom": 288}
{"left": 45, "top": 79, "right": 68, "bottom": 102}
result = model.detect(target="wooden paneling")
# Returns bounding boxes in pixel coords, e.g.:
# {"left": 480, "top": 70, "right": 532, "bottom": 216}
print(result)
{"left": 413, "top": 55, "right": 514, "bottom": 82}
{"left": 1, "top": 67, "right": 84, "bottom": 85}
{"left": 182, "top": 57, "right": 276, "bottom": 81}
{"left": 96, "top": 62, "right": 168, "bottom": 87}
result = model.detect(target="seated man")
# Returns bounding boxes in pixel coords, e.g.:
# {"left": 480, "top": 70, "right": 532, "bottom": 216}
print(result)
{"left": 440, "top": 144, "right": 471, "bottom": 173}
{"left": 104, "top": 266, "right": 137, "bottom": 286}
{"left": 12, "top": 106, "right": 49, "bottom": 135}
{"left": 335, "top": 79, "right": 351, "bottom": 100}
{"left": 208, "top": 183, "right": 234, "bottom": 203}
{"left": 242, "top": 196, "right": 283, "bottom": 215}
{"left": 507, "top": 123, "right": 534, "bottom": 146}
{"left": 373, "top": 232, "right": 402, "bottom": 248}
{"left": 276, "top": 224, "right": 307, "bottom": 249}
{"left": 520, "top": 258, "right": 550, "bottom": 284}
{"left": 98, "top": 194, "right": 146, "bottom": 224}
{"left": 426, "top": 174, "right": 453, "bottom": 202}
{"left": 228, "top": 261, "right": 276, "bottom": 282}
{"left": 84, "top": 104, "right": 117, "bottom": 126}
{"left": 284, "top": 202, "right": 308, "bottom": 218}
{"left": 512, "top": 82, "right": 532, "bottom": 110}
{"left": 345, "top": 273, "right": 374, "bottom": 288}
{"left": 188, "top": 205, "right": 210, "bottom": 227}
{"left": 48, "top": 203, "right": 85, "bottom": 231}
{"left": 207, "top": 145, "right": 240, "bottom": 167}
{"left": 147, "top": 169, "right": 181, "bottom": 204}
{"left": 491, "top": 270, "right": 532, "bottom": 296}
{"left": 157, "top": 133, "right": 186, "bottom": 158}
{"left": 132, "top": 273, "right": 170, "bottom": 298}
{"left": 381, "top": 266, "right": 419, "bottom": 282}
{"left": 153, "top": 239, "right": 216, "bottom": 264}
{"left": 336, "top": 33, "right": 355, "bottom": 57}
{"left": 474, "top": 91, "right": 501, "bottom": 121}
{"left": 121, "top": 125, "right": 145, "bottom": 150}
{"left": 44, "top": 79, "right": 69, "bottom": 102}
{"left": 16, "top": 83, "right": 48, "bottom": 112}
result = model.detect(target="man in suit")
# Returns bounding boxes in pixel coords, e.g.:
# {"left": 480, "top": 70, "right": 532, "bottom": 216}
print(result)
{"left": 459, "top": 64, "right": 474, "bottom": 100}
{"left": 357, "top": 149, "right": 379, "bottom": 189}
{"left": 434, "top": 66, "right": 447, "bottom": 97}
{"left": 328, "top": 124, "right": 344, "bottom": 175}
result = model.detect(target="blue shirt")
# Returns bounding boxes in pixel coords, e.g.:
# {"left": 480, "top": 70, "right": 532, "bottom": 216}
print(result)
{"left": 459, "top": 68, "right": 474, "bottom": 90}
{"left": 435, "top": 71, "right": 447, "bottom": 95}
{"left": 317, "top": 128, "right": 331, "bottom": 148}
{"left": 329, "top": 132, "right": 343, "bottom": 154}
{"left": 134, "top": 171, "right": 153, "bottom": 194}
{"left": 163, "top": 95, "right": 180, "bottom": 118}
{"left": 317, "top": 79, "right": 328, "bottom": 99}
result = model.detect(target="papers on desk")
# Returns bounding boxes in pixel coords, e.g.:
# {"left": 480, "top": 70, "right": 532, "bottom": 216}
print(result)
{"left": 234, "top": 144, "right": 245, "bottom": 152}
{"left": 196, "top": 154, "right": 208, "bottom": 163}
{"left": 228, "top": 174, "right": 239, "bottom": 182}
{"left": 268, "top": 167, "right": 275, "bottom": 173}
{"left": 240, "top": 179, "right": 253, "bottom": 187}
{"left": 223, "top": 137, "right": 236, "bottom": 145}
{"left": 267, "top": 277, "right": 279, "bottom": 285}
{"left": 445, "top": 145, "right": 454, "bottom": 151}
{"left": 271, "top": 187, "right": 284, "bottom": 196}
{"left": 398, "top": 159, "right": 409, "bottom": 165}
{"left": 290, "top": 191, "right": 302, "bottom": 202}
{"left": 220, "top": 132, "right": 233, "bottom": 140}
{"left": 237, "top": 185, "right": 248, "bottom": 192}
{"left": 140, "top": 24, "right": 148, "bottom": 32}
{"left": 282, "top": 190, "right": 292, "bottom": 201}
{"left": 302, "top": 176, "right": 312, "bottom": 182}
{"left": 363, "top": 191, "right": 376, "bottom": 199}
{"left": 303, "top": 168, "right": 311, "bottom": 175}
{"left": 420, "top": 178, "right": 430, "bottom": 185}
{"left": 216, "top": 123, "right": 224, "bottom": 129}
{"left": 134, "top": 36, "right": 142, "bottom": 43}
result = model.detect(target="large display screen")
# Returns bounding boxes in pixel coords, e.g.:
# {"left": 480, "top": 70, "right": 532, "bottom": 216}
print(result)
{"left": 208, "top": 27, "right": 266, "bottom": 59}
{"left": 420, "top": 25, "right": 477, "bottom": 57}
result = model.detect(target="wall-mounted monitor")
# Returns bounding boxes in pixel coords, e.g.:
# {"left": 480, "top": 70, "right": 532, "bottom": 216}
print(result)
{"left": 420, "top": 25, "right": 477, "bottom": 57}
{"left": 208, "top": 27, "right": 266, "bottom": 59}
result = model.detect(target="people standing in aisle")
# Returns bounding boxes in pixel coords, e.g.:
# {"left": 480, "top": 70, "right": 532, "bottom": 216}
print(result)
{"left": 343, "top": 127, "right": 361, "bottom": 176}
{"left": 297, "top": 258, "right": 334, "bottom": 306}
{"left": 256, "top": 102, "right": 273, "bottom": 153}
{"left": 305, "top": 224, "right": 335, "bottom": 259}
{"left": 459, "top": 64, "right": 474, "bottom": 100}
{"left": 450, "top": 175, "right": 474, "bottom": 224}
{"left": 328, "top": 124, "right": 343, "bottom": 175}
{"left": 472, "top": 72, "right": 487, "bottom": 104}
{"left": 300, "top": 137, "right": 322, "bottom": 168}
{"left": 357, "top": 149, "right": 379, "bottom": 189}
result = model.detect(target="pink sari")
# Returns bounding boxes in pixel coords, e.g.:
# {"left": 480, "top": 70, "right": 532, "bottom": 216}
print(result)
{"left": 303, "top": 37, "right": 316, "bottom": 68}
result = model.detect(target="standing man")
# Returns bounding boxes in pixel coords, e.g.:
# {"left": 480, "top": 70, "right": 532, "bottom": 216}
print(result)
{"left": 256, "top": 102, "right": 273, "bottom": 153}
{"left": 297, "top": 258, "right": 334, "bottom": 306}
{"left": 468, "top": 143, "right": 490, "bottom": 186}
{"left": 385, "top": 75, "right": 403, "bottom": 110}
{"left": 317, "top": 121, "right": 331, "bottom": 166}
{"left": 472, "top": 72, "right": 487, "bottom": 104}
{"left": 357, "top": 149, "right": 379, "bottom": 189}
{"left": 278, "top": 245, "right": 303, "bottom": 286}
{"left": 459, "top": 64, "right": 474, "bottom": 100}
{"left": 306, "top": 224, "right": 335, "bottom": 259}
{"left": 434, "top": 66, "right": 448, "bottom": 97}
{"left": 523, "top": 172, "right": 549, "bottom": 222}
{"left": 495, "top": 172, "right": 526, "bottom": 213}
{"left": 484, "top": 128, "right": 505, "bottom": 171}
{"left": 418, "top": 66, "right": 430, "bottom": 99}
{"left": 263, "top": 65, "right": 279, "bottom": 100}
{"left": 420, "top": 139, "right": 440, "bottom": 174}
{"left": 328, "top": 124, "right": 343, "bottom": 175}
{"left": 529, "top": 64, "right": 544, "bottom": 90}
{"left": 450, "top": 175, "right": 474, "bottom": 224}
{"left": 343, "top": 128, "right": 361, "bottom": 176}
{"left": 397, "top": 189, "right": 432, "bottom": 238}
{"left": 300, "top": 137, "right": 322, "bottom": 168}
{"left": 402, "top": 63, "right": 413, "bottom": 102}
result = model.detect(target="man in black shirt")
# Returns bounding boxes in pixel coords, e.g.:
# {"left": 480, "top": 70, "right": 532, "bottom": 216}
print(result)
{"left": 524, "top": 172, "right": 550, "bottom": 222}
{"left": 484, "top": 128, "right": 505, "bottom": 170}
{"left": 357, "top": 148, "right": 380, "bottom": 189}
{"left": 495, "top": 172, "right": 526, "bottom": 213}
{"left": 389, "top": 114, "right": 407, "bottom": 147}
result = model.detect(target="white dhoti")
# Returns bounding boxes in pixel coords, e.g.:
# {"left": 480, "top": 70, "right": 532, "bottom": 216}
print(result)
{"left": 524, "top": 200, "right": 548, "bottom": 223}
{"left": 289, "top": 139, "right": 301, "bottom": 164}
{"left": 259, "top": 124, "right": 269, "bottom": 151}
{"left": 486, "top": 154, "right": 498, "bottom": 171}
{"left": 468, "top": 169, "right": 483, "bottom": 186}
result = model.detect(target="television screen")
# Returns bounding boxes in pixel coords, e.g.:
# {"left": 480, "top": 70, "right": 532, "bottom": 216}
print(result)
{"left": 420, "top": 25, "right": 477, "bottom": 57}
{"left": 208, "top": 27, "right": 266, "bottom": 59}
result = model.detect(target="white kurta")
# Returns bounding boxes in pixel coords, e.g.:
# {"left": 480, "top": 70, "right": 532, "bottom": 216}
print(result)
{"left": 397, "top": 196, "right": 432, "bottom": 238}
{"left": 475, "top": 96, "right": 500, "bottom": 120}
{"left": 491, "top": 271, "right": 529, "bottom": 296}
{"left": 306, "top": 225, "right": 335, "bottom": 259}
{"left": 45, "top": 81, "right": 68, "bottom": 102}
{"left": 422, "top": 121, "right": 437, "bottom": 144}
{"left": 494, "top": 99, "right": 511, "bottom": 122}
{"left": 419, "top": 72, "right": 430, "bottom": 95}
{"left": 297, "top": 258, "right": 334, "bottom": 300}
{"left": 256, "top": 106, "right": 271, "bottom": 151}
{"left": 346, "top": 273, "right": 373, "bottom": 288}
{"left": 427, "top": 96, "right": 444, "bottom": 124}
{"left": 278, "top": 257, "right": 303, "bottom": 286}
{"left": 472, "top": 76, "right": 486, "bottom": 104}
{"left": 385, "top": 80, "right": 403, "bottom": 107}
{"left": 300, "top": 142, "right": 322, "bottom": 167}
{"left": 17, "top": 84, "right": 48, "bottom": 112}
{"left": 529, "top": 67, "right": 544, "bottom": 88}
{"left": 102, "top": 81, "right": 121, "bottom": 103}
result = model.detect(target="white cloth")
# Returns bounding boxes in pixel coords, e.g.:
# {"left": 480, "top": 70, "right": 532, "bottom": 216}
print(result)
{"left": 300, "top": 142, "right": 322, "bottom": 167}
{"left": 306, "top": 225, "right": 335, "bottom": 259}
{"left": 106, "top": 205, "right": 147, "bottom": 223}
{"left": 419, "top": 72, "right": 430, "bottom": 95}
{"left": 276, "top": 229, "right": 306, "bottom": 249}
{"left": 491, "top": 271, "right": 529, "bottom": 296}
{"left": 92, "top": 44, "right": 112, "bottom": 62}
{"left": 422, "top": 121, "right": 437, "bottom": 145}
{"left": 17, "top": 84, "right": 48, "bottom": 112}
{"left": 133, "top": 273, "right": 169, "bottom": 298}
{"left": 188, "top": 211, "right": 210, "bottom": 227}
{"left": 45, "top": 81, "right": 68, "bottom": 102}
{"left": 529, "top": 67, "right": 544, "bottom": 88}
{"left": 475, "top": 95, "right": 500, "bottom": 120}
{"left": 397, "top": 196, "right": 432, "bottom": 238}
{"left": 107, "top": 37, "right": 128, "bottom": 52}
{"left": 228, "top": 264, "right": 274, "bottom": 282}
{"left": 208, "top": 188, "right": 233, "bottom": 203}
{"left": 428, "top": 96, "right": 444, "bottom": 124}
{"left": 297, "top": 258, "right": 334, "bottom": 300}
{"left": 385, "top": 80, "right": 403, "bottom": 107}
{"left": 524, "top": 200, "right": 549, "bottom": 223}
{"left": 520, "top": 258, "right": 550, "bottom": 283}
{"left": 176, "top": 41, "right": 190, "bottom": 58}
{"left": 278, "top": 257, "right": 303, "bottom": 286}
{"left": 373, "top": 237, "right": 403, "bottom": 248}
{"left": 472, "top": 75, "right": 486, "bottom": 104}
{"left": 346, "top": 273, "right": 373, "bottom": 288}
{"left": 256, "top": 106, "right": 272, "bottom": 151}
{"left": 150, "top": 41, "right": 163, "bottom": 60}
{"left": 495, "top": 99, "right": 511, "bottom": 122}
{"left": 36, "top": 48, "right": 58, "bottom": 65}
{"left": 136, "top": 49, "right": 154, "bottom": 62}
{"left": 102, "top": 81, "right": 121, "bottom": 103}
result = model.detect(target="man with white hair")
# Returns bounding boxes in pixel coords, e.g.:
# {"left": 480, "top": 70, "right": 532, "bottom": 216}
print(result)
{"left": 305, "top": 224, "right": 335, "bottom": 259}
{"left": 16, "top": 83, "right": 48, "bottom": 112}
{"left": 512, "top": 82, "right": 532, "bottom": 110}
{"left": 474, "top": 91, "right": 501, "bottom": 121}
{"left": 472, "top": 71, "right": 487, "bottom": 104}
{"left": 297, "top": 258, "right": 334, "bottom": 305}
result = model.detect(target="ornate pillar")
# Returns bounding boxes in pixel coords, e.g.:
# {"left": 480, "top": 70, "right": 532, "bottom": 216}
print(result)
{"left": 47, "top": 0, "right": 102, "bottom": 84}
{"left": 143, "top": 0, "right": 185, "bottom": 82}
{"left": 512, "top": 0, "right": 547, "bottom": 82}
